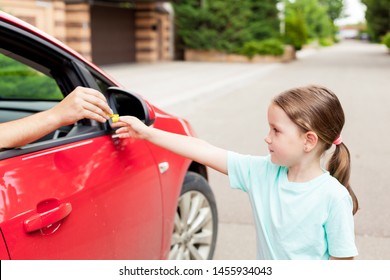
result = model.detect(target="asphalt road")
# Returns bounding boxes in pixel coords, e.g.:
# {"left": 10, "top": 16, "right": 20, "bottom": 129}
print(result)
{"left": 103, "top": 40, "right": 390, "bottom": 260}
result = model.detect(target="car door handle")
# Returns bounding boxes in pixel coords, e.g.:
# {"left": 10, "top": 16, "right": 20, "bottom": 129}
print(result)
{"left": 23, "top": 202, "right": 72, "bottom": 233}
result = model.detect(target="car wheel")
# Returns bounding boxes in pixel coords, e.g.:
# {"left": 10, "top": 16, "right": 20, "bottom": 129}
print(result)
{"left": 169, "top": 171, "right": 218, "bottom": 260}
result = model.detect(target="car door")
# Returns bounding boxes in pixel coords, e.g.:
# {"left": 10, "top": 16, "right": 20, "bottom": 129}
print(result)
{"left": 0, "top": 22, "right": 163, "bottom": 259}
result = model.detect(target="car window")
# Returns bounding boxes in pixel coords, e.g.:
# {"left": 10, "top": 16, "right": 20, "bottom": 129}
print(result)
{"left": 93, "top": 73, "right": 111, "bottom": 94}
{"left": 0, "top": 52, "right": 63, "bottom": 100}
{"left": 0, "top": 50, "right": 106, "bottom": 159}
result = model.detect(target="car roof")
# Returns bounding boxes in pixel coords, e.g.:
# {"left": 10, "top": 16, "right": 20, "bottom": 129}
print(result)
{"left": 0, "top": 11, "right": 120, "bottom": 85}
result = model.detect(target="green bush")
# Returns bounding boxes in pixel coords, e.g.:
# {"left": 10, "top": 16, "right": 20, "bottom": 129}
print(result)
{"left": 240, "top": 39, "right": 285, "bottom": 58}
{"left": 173, "top": 0, "right": 280, "bottom": 54}
{"left": 0, "top": 53, "right": 62, "bottom": 100}
{"left": 319, "top": 37, "right": 334, "bottom": 47}
{"left": 284, "top": 10, "right": 308, "bottom": 51}
{"left": 383, "top": 32, "right": 390, "bottom": 49}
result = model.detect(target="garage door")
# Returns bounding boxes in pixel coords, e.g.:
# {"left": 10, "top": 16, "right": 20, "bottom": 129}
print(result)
{"left": 91, "top": 5, "right": 136, "bottom": 65}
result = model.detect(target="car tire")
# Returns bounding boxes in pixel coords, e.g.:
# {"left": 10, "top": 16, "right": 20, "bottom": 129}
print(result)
{"left": 169, "top": 171, "right": 218, "bottom": 260}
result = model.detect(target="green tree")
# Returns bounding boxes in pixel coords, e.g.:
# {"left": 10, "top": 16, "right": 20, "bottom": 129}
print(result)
{"left": 362, "top": 0, "right": 390, "bottom": 42}
{"left": 247, "top": 0, "right": 280, "bottom": 40}
{"left": 320, "top": 0, "right": 344, "bottom": 38}
{"left": 284, "top": 3, "right": 309, "bottom": 50}
{"left": 297, "top": 0, "right": 334, "bottom": 39}
{"left": 284, "top": 0, "right": 337, "bottom": 49}
{"left": 174, "top": 0, "right": 252, "bottom": 53}
{"left": 173, "top": 0, "right": 280, "bottom": 53}
{"left": 383, "top": 32, "right": 390, "bottom": 49}
{"left": 320, "top": 0, "right": 344, "bottom": 21}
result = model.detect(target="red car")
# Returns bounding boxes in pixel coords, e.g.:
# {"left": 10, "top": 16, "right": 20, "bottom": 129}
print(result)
{"left": 0, "top": 11, "right": 217, "bottom": 260}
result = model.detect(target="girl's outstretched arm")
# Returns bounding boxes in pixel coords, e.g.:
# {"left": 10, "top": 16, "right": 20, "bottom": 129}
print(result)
{"left": 111, "top": 116, "right": 228, "bottom": 174}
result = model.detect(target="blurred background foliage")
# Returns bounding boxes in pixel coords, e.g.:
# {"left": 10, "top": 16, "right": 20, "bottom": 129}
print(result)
{"left": 362, "top": 0, "right": 390, "bottom": 42}
{"left": 0, "top": 53, "right": 62, "bottom": 100}
{"left": 172, "top": 0, "right": 346, "bottom": 55}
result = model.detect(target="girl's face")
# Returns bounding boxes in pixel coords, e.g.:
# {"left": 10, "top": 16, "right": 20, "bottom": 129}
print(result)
{"left": 265, "top": 103, "right": 306, "bottom": 166}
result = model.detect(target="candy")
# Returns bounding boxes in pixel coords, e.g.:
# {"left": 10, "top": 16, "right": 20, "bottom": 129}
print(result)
{"left": 110, "top": 114, "right": 119, "bottom": 123}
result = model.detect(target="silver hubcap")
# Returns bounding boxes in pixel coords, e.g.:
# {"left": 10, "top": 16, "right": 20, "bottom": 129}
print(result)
{"left": 169, "top": 190, "right": 213, "bottom": 260}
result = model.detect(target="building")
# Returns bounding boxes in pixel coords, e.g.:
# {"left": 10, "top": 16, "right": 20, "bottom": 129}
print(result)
{"left": 0, "top": 0, "right": 174, "bottom": 64}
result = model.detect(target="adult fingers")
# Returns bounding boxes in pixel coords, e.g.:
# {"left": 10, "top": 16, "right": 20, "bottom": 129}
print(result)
{"left": 81, "top": 109, "right": 108, "bottom": 123}
{"left": 75, "top": 87, "right": 108, "bottom": 103}
{"left": 81, "top": 100, "right": 111, "bottom": 121}
{"left": 84, "top": 94, "right": 112, "bottom": 116}
{"left": 74, "top": 87, "right": 113, "bottom": 116}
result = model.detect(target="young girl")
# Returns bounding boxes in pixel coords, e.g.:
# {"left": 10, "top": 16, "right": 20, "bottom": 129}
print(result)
{"left": 111, "top": 85, "right": 359, "bottom": 260}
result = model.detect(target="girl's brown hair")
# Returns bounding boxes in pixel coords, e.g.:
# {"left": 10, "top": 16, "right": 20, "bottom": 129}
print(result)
{"left": 273, "top": 85, "right": 358, "bottom": 215}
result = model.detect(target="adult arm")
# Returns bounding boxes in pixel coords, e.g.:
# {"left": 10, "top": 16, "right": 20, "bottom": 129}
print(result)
{"left": 0, "top": 87, "right": 112, "bottom": 149}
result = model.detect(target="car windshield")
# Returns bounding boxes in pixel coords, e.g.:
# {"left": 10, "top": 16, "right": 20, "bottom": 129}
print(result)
{"left": 0, "top": 52, "right": 63, "bottom": 100}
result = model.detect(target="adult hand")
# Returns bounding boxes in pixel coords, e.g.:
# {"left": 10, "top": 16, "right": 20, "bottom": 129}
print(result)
{"left": 49, "top": 86, "right": 113, "bottom": 126}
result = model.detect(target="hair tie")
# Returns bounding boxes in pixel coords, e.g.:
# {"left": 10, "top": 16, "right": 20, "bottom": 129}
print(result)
{"left": 333, "top": 135, "right": 343, "bottom": 146}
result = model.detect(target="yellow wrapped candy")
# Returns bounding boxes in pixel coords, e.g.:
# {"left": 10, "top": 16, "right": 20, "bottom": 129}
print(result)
{"left": 110, "top": 114, "right": 119, "bottom": 123}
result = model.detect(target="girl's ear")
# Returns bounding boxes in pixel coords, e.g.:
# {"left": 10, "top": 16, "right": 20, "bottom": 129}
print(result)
{"left": 303, "top": 131, "right": 319, "bottom": 152}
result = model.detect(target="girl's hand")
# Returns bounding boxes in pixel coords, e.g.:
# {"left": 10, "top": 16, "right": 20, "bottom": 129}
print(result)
{"left": 111, "top": 116, "right": 151, "bottom": 140}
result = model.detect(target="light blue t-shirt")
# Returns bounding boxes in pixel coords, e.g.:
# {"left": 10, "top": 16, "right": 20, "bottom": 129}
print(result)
{"left": 228, "top": 151, "right": 358, "bottom": 260}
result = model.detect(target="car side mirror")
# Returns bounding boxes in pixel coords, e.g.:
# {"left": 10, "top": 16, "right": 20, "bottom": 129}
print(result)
{"left": 106, "top": 87, "right": 155, "bottom": 126}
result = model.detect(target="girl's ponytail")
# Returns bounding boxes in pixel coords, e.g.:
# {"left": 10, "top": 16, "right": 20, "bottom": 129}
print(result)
{"left": 327, "top": 143, "right": 359, "bottom": 215}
